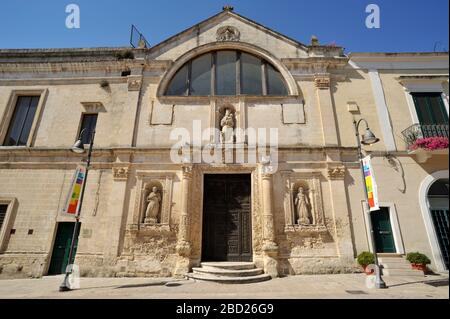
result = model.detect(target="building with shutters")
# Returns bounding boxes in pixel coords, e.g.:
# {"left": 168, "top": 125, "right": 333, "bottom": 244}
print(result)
{"left": 0, "top": 8, "right": 448, "bottom": 280}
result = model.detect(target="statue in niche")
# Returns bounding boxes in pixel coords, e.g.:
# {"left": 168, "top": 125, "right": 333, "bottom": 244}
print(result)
{"left": 144, "top": 186, "right": 161, "bottom": 224}
{"left": 220, "top": 109, "right": 235, "bottom": 143}
{"left": 294, "top": 186, "right": 312, "bottom": 225}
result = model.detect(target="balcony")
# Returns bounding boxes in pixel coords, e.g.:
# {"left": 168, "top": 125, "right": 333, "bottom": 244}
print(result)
{"left": 401, "top": 124, "right": 449, "bottom": 163}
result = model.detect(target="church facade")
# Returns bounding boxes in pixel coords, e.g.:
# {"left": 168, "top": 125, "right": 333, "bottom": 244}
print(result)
{"left": 0, "top": 8, "right": 448, "bottom": 279}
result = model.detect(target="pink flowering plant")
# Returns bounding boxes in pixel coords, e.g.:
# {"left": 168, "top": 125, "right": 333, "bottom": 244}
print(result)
{"left": 409, "top": 136, "right": 449, "bottom": 151}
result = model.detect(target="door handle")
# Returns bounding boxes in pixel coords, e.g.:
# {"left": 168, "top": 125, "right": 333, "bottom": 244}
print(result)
{"left": 379, "top": 231, "right": 391, "bottom": 235}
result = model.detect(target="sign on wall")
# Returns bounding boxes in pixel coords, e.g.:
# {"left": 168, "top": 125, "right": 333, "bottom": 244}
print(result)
{"left": 63, "top": 165, "right": 86, "bottom": 216}
{"left": 362, "top": 155, "right": 380, "bottom": 212}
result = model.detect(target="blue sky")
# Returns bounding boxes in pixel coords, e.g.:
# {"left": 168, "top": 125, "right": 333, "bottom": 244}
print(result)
{"left": 0, "top": 0, "right": 448, "bottom": 53}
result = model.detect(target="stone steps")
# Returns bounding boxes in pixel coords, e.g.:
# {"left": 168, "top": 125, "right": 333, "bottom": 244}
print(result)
{"left": 382, "top": 269, "right": 425, "bottom": 276}
{"left": 200, "top": 262, "right": 256, "bottom": 270}
{"left": 192, "top": 267, "right": 264, "bottom": 277}
{"left": 378, "top": 255, "right": 424, "bottom": 277}
{"left": 187, "top": 262, "right": 271, "bottom": 284}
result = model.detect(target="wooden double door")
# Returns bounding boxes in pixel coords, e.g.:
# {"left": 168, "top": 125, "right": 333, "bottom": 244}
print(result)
{"left": 202, "top": 174, "right": 252, "bottom": 262}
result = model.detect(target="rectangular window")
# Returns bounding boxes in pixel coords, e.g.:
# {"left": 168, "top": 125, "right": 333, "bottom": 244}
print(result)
{"left": 0, "top": 205, "right": 7, "bottom": 231}
{"left": 78, "top": 114, "right": 98, "bottom": 144}
{"left": 412, "top": 93, "right": 448, "bottom": 125}
{"left": 3, "top": 96, "right": 40, "bottom": 146}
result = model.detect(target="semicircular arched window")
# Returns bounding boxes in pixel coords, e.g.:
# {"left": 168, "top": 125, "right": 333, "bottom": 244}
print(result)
{"left": 165, "top": 50, "right": 288, "bottom": 96}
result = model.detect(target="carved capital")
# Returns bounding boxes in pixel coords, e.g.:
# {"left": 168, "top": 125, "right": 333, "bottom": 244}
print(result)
{"left": 128, "top": 78, "right": 142, "bottom": 91}
{"left": 113, "top": 167, "right": 129, "bottom": 181}
{"left": 328, "top": 166, "right": 346, "bottom": 180}
{"left": 314, "top": 74, "right": 331, "bottom": 89}
{"left": 181, "top": 165, "right": 193, "bottom": 179}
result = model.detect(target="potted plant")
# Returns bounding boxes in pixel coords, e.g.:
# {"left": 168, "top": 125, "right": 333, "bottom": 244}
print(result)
{"left": 409, "top": 136, "right": 449, "bottom": 151}
{"left": 406, "top": 252, "right": 431, "bottom": 273}
{"left": 357, "top": 251, "right": 375, "bottom": 275}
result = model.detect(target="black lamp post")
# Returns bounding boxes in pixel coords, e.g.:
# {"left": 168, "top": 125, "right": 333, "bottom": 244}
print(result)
{"left": 59, "top": 128, "right": 96, "bottom": 292}
{"left": 353, "top": 118, "right": 387, "bottom": 289}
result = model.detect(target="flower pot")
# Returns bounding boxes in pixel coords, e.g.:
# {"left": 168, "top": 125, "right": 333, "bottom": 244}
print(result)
{"left": 411, "top": 263, "right": 427, "bottom": 272}
{"left": 362, "top": 265, "right": 374, "bottom": 275}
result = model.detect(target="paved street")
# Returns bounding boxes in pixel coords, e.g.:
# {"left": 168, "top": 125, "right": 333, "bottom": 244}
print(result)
{"left": 0, "top": 273, "right": 448, "bottom": 299}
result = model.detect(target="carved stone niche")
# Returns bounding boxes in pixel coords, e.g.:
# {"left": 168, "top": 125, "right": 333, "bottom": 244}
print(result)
{"left": 281, "top": 171, "right": 327, "bottom": 234}
{"left": 219, "top": 106, "right": 236, "bottom": 144}
{"left": 133, "top": 172, "right": 176, "bottom": 231}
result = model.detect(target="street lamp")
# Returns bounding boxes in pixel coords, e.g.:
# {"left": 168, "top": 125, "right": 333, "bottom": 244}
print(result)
{"left": 59, "top": 128, "right": 96, "bottom": 292}
{"left": 353, "top": 118, "right": 387, "bottom": 289}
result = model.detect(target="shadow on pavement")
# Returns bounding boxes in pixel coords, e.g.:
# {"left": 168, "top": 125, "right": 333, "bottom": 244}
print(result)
{"left": 388, "top": 278, "right": 449, "bottom": 288}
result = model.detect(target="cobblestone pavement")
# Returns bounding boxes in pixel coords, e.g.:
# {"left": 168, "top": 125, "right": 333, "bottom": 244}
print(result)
{"left": 0, "top": 273, "right": 448, "bottom": 299}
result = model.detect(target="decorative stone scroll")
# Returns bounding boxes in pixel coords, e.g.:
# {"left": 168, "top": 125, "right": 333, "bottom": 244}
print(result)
{"left": 327, "top": 166, "right": 346, "bottom": 180}
{"left": 314, "top": 74, "right": 331, "bottom": 89}
{"left": 112, "top": 167, "right": 129, "bottom": 181}
{"left": 216, "top": 26, "right": 241, "bottom": 42}
{"left": 281, "top": 171, "right": 327, "bottom": 233}
{"left": 128, "top": 77, "right": 142, "bottom": 91}
{"left": 134, "top": 171, "right": 176, "bottom": 227}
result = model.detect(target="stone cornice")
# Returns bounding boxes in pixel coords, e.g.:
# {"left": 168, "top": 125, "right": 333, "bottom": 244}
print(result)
{"left": 349, "top": 52, "right": 449, "bottom": 62}
{"left": 282, "top": 56, "right": 349, "bottom": 69}
{"left": 0, "top": 76, "right": 129, "bottom": 86}
{"left": 157, "top": 95, "right": 303, "bottom": 104}
{"left": 0, "top": 61, "right": 141, "bottom": 74}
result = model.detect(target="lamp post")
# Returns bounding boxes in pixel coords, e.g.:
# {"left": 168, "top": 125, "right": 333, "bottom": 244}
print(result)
{"left": 59, "top": 128, "right": 96, "bottom": 292}
{"left": 353, "top": 118, "right": 387, "bottom": 289}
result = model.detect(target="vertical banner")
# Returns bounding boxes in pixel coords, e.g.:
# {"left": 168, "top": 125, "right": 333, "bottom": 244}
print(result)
{"left": 63, "top": 165, "right": 86, "bottom": 216}
{"left": 362, "top": 155, "right": 380, "bottom": 212}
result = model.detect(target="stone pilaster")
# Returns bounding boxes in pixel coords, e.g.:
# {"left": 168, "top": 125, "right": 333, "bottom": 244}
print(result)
{"left": 314, "top": 72, "right": 339, "bottom": 147}
{"left": 260, "top": 166, "right": 279, "bottom": 278}
{"left": 174, "top": 165, "right": 193, "bottom": 277}
{"left": 327, "top": 164, "right": 355, "bottom": 268}
{"left": 104, "top": 165, "right": 130, "bottom": 258}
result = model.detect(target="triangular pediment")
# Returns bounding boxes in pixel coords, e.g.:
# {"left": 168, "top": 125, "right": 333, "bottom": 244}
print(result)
{"left": 148, "top": 9, "right": 310, "bottom": 61}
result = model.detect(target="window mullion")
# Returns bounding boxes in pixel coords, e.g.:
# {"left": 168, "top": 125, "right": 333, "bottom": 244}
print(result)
{"left": 186, "top": 62, "right": 192, "bottom": 96}
{"left": 261, "top": 62, "right": 268, "bottom": 96}
{"left": 211, "top": 53, "right": 216, "bottom": 96}
{"left": 236, "top": 52, "right": 241, "bottom": 96}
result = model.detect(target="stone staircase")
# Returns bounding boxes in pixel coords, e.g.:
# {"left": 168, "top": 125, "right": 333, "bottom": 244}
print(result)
{"left": 186, "top": 262, "right": 272, "bottom": 284}
{"left": 378, "top": 255, "right": 425, "bottom": 277}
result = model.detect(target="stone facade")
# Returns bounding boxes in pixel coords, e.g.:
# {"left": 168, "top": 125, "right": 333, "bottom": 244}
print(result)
{"left": 0, "top": 9, "right": 448, "bottom": 279}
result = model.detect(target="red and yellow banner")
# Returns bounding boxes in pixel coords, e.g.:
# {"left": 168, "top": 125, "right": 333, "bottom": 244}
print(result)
{"left": 362, "top": 155, "right": 379, "bottom": 212}
{"left": 64, "top": 165, "right": 86, "bottom": 216}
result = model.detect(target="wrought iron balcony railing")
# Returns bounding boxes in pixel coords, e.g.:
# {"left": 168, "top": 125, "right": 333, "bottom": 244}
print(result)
{"left": 401, "top": 124, "right": 449, "bottom": 150}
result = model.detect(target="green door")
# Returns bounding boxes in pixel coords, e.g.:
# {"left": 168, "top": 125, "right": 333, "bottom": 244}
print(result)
{"left": 371, "top": 207, "right": 396, "bottom": 253}
{"left": 48, "top": 223, "right": 80, "bottom": 275}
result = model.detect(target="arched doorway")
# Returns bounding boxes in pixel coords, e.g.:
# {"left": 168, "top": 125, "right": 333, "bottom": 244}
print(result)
{"left": 419, "top": 170, "right": 449, "bottom": 272}
{"left": 428, "top": 179, "right": 449, "bottom": 270}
